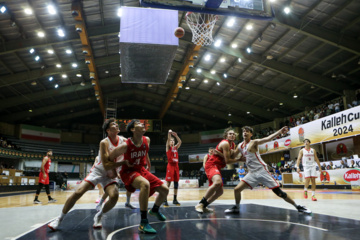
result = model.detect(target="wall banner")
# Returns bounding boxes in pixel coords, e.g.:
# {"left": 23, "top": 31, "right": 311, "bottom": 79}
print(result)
{"left": 290, "top": 106, "right": 360, "bottom": 147}
{"left": 258, "top": 137, "right": 291, "bottom": 154}
{"left": 291, "top": 168, "right": 360, "bottom": 185}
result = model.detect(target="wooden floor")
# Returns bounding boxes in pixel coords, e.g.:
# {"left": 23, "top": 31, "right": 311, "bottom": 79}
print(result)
{"left": 1, "top": 187, "right": 359, "bottom": 209}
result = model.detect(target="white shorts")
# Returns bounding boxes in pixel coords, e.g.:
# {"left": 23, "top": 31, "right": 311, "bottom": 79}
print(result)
{"left": 84, "top": 165, "right": 118, "bottom": 189}
{"left": 304, "top": 166, "right": 317, "bottom": 178}
{"left": 242, "top": 168, "right": 279, "bottom": 189}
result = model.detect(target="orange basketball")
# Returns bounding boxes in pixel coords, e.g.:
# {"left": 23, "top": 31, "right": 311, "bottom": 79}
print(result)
{"left": 174, "top": 27, "right": 185, "bottom": 38}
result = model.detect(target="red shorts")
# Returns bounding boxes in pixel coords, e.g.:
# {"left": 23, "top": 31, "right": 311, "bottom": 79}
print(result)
{"left": 38, "top": 172, "right": 49, "bottom": 185}
{"left": 205, "top": 164, "right": 223, "bottom": 187}
{"left": 120, "top": 167, "right": 164, "bottom": 197}
{"left": 166, "top": 164, "right": 179, "bottom": 182}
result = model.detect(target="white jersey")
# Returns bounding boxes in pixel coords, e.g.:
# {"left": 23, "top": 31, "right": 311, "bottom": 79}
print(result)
{"left": 301, "top": 148, "right": 316, "bottom": 168}
{"left": 94, "top": 136, "right": 124, "bottom": 173}
{"left": 239, "top": 140, "right": 268, "bottom": 172}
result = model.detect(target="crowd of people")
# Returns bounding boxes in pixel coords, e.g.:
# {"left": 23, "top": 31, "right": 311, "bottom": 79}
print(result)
{"left": 0, "top": 135, "right": 21, "bottom": 150}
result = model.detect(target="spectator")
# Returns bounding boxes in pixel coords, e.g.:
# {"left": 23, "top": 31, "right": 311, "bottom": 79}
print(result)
{"left": 238, "top": 166, "right": 246, "bottom": 180}
{"left": 340, "top": 160, "right": 348, "bottom": 169}
{"left": 321, "top": 163, "right": 326, "bottom": 170}
{"left": 350, "top": 160, "right": 356, "bottom": 168}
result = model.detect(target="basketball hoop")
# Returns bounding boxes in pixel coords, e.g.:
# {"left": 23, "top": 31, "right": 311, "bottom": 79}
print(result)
{"left": 185, "top": 12, "right": 218, "bottom": 46}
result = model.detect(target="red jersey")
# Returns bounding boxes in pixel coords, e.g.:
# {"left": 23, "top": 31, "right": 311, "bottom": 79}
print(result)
{"left": 206, "top": 140, "right": 235, "bottom": 168}
{"left": 166, "top": 146, "right": 179, "bottom": 165}
{"left": 122, "top": 136, "right": 149, "bottom": 171}
{"left": 44, "top": 157, "right": 51, "bottom": 174}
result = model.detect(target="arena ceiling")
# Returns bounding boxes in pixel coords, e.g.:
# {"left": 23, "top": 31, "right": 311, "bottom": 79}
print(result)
{"left": 0, "top": 0, "right": 359, "bottom": 130}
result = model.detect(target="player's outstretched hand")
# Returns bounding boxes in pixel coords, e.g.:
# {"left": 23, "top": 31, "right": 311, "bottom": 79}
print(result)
{"left": 280, "top": 126, "right": 289, "bottom": 134}
{"left": 171, "top": 132, "right": 178, "bottom": 137}
{"left": 296, "top": 167, "right": 300, "bottom": 173}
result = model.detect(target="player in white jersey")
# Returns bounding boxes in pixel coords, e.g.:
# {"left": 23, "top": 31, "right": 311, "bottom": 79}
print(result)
{"left": 48, "top": 118, "right": 133, "bottom": 231}
{"left": 225, "top": 126, "right": 311, "bottom": 214}
{"left": 296, "top": 139, "right": 322, "bottom": 201}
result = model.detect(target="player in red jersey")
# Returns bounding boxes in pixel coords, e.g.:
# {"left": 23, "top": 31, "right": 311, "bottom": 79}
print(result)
{"left": 164, "top": 129, "right": 182, "bottom": 207}
{"left": 109, "top": 119, "right": 169, "bottom": 234}
{"left": 33, "top": 149, "right": 56, "bottom": 204}
{"left": 195, "top": 128, "right": 243, "bottom": 213}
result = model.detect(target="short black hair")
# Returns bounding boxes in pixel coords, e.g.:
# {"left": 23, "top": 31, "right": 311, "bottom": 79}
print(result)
{"left": 47, "top": 149, "right": 52, "bottom": 154}
{"left": 103, "top": 118, "right": 116, "bottom": 136}
{"left": 242, "top": 126, "right": 253, "bottom": 133}
{"left": 126, "top": 119, "right": 140, "bottom": 136}
{"left": 303, "top": 138, "right": 311, "bottom": 143}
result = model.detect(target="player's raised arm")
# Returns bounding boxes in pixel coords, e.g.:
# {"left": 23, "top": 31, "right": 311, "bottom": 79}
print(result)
{"left": 172, "top": 132, "right": 182, "bottom": 149}
{"left": 256, "top": 126, "right": 288, "bottom": 146}
{"left": 166, "top": 130, "right": 172, "bottom": 152}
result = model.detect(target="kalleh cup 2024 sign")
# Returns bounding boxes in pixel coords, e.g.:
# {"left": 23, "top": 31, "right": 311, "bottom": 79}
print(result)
{"left": 290, "top": 106, "right": 360, "bottom": 147}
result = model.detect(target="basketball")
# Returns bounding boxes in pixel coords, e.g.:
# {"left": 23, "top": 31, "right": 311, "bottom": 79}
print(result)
{"left": 174, "top": 27, "right": 185, "bottom": 38}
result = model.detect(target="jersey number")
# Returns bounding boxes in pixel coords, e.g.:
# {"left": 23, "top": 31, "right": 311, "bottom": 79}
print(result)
{"left": 135, "top": 159, "right": 140, "bottom": 165}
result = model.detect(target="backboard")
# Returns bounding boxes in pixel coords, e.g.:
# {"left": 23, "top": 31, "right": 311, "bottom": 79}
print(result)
{"left": 140, "top": 0, "right": 274, "bottom": 20}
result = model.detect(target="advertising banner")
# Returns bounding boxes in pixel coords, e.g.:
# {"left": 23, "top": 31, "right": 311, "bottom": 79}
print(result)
{"left": 258, "top": 137, "right": 291, "bottom": 154}
{"left": 290, "top": 106, "right": 360, "bottom": 147}
{"left": 188, "top": 153, "right": 207, "bottom": 163}
{"left": 325, "top": 138, "right": 355, "bottom": 161}
{"left": 291, "top": 168, "right": 360, "bottom": 185}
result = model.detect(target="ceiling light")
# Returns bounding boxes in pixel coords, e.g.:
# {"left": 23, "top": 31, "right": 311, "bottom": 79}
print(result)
{"left": 284, "top": 7, "right": 291, "bottom": 14}
{"left": 47, "top": 5, "right": 56, "bottom": 15}
{"left": 66, "top": 49, "right": 72, "bottom": 54}
{"left": 29, "top": 109, "right": 33, "bottom": 113}
{"left": 269, "top": 0, "right": 276, "bottom": 2}
{"left": 72, "top": 63, "right": 78, "bottom": 68}
{"left": 266, "top": 55, "right": 273, "bottom": 60}
{"left": 223, "top": 73, "right": 227, "bottom": 78}
{"left": 279, "top": 102, "right": 283, "bottom": 106}
{"left": 245, "top": 24, "right": 253, "bottom": 30}
{"left": 49, "top": 76, "right": 53, "bottom": 81}
{"left": 214, "top": 39, "right": 222, "bottom": 47}
{"left": 185, "top": 86, "right": 190, "bottom": 90}
{"left": 37, "top": 31, "right": 45, "bottom": 38}
{"left": 91, "top": 80, "right": 96, "bottom": 86}
{"left": 238, "top": 58, "right": 242, "bottom": 63}
{"left": 57, "top": 28, "right": 65, "bottom": 37}
{"left": 117, "top": 8, "right": 122, "bottom": 17}
{"left": 228, "top": 113, "right": 231, "bottom": 116}
{"left": 35, "top": 56, "right": 40, "bottom": 61}
{"left": 247, "top": 111, "right": 250, "bottom": 114}
{"left": 29, "top": 48, "right": 35, "bottom": 54}
{"left": 220, "top": 57, "right": 225, "bottom": 63}
{"left": 216, "top": 82, "right": 220, "bottom": 86}
{"left": 205, "top": 54, "right": 211, "bottom": 61}
{"left": 227, "top": 18, "right": 235, "bottom": 27}
{"left": 191, "top": 78, "right": 196, "bottom": 81}
{"left": 231, "top": 43, "right": 237, "bottom": 48}
{"left": 95, "top": 90, "right": 99, "bottom": 96}
{"left": 24, "top": 8, "right": 33, "bottom": 15}
{"left": 230, "top": 88, "right": 235, "bottom": 92}
{"left": 105, "top": 70, "right": 109, "bottom": 74}
{"left": 31, "top": 81, "right": 37, "bottom": 86}
{"left": 119, "top": 74, "right": 122, "bottom": 77}
{"left": 293, "top": 93, "right": 298, "bottom": 98}
{"left": 0, "top": 6, "right": 6, "bottom": 13}
{"left": 54, "top": 84, "right": 59, "bottom": 88}
{"left": 197, "top": 68, "right": 202, "bottom": 73}
{"left": 211, "top": 70, "right": 216, "bottom": 74}
{"left": 62, "top": 74, "right": 67, "bottom": 78}
{"left": 148, "top": 84, "right": 152, "bottom": 87}
{"left": 76, "top": 73, "right": 82, "bottom": 77}
{"left": 204, "top": 79, "right": 208, "bottom": 83}
{"left": 80, "top": 81, "right": 85, "bottom": 86}
{"left": 331, "top": 73, "right": 336, "bottom": 78}
{"left": 56, "top": 64, "right": 61, "bottom": 68}
{"left": 311, "top": 85, "right": 315, "bottom": 89}
{"left": 47, "top": 49, "right": 54, "bottom": 54}
{"left": 246, "top": 47, "right": 252, "bottom": 53}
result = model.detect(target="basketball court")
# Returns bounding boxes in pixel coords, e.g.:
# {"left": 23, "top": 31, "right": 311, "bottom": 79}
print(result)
{"left": 1, "top": 188, "right": 360, "bottom": 239}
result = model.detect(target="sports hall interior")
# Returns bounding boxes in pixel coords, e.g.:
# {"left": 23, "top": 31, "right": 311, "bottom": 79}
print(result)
{"left": 0, "top": 0, "right": 360, "bottom": 239}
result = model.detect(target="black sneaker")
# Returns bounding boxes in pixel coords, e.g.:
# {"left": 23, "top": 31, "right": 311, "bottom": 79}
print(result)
{"left": 297, "top": 205, "right": 312, "bottom": 214}
{"left": 125, "top": 203, "right": 137, "bottom": 209}
{"left": 224, "top": 205, "right": 239, "bottom": 213}
{"left": 48, "top": 198, "right": 57, "bottom": 203}
{"left": 173, "top": 200, "right": 181, "bottom": 206}
{"left": 34, "top": 199, "right": 42, "bottom": 204}
{"left": 163, "top": 201, "right": 169, "bottom": 208}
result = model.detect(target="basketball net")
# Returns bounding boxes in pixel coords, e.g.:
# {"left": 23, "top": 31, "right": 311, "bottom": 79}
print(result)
{"left": 185, "top": 12, "right": 218, "bottom": 46}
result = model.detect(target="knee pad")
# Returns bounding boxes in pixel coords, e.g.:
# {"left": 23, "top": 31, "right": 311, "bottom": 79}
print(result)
{"left": 174, "top": 182, "right": 179, "bottom": 189}
{"left": 272, "top": 187, "right": 287, "bottom": 199}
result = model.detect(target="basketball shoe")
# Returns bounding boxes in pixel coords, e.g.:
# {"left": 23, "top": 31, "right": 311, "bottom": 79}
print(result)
{"left": 163, "top": 200, "right": 169, "bottom": 208}
{"left": 195, "top": 203, "right": 204, "bottom": 213}
{"left": 125, "top": 202, "right": 137, "bottom": 209}
{"left": 148, "top": 209, "right": 166, "bottom": 221}
{"left": 139, "top": 219, "right": 156, "bottom": 234}
{"left": 173, "top": 200, "right": 181, "bottom": 206}
{"left": 304, "top": 191, "right": 308, "bottom": 199}
{"left": 93, "top": 212, "right": 103, "bottom": 228}
{"left": 224, "top": 205, "right": 239, "bottom": 213}
{"left": 48, "top": 198, "right": 57, "bottom": 203}
{"left": 48, "top": 218, "right": 61, "bottom": 231}
{"left": 312, "top": 195, "right": 317, "bottom": 201}
{"left": 33, "top": 199, "right": 42, "bottom": 204}
{"left": 297, "top": 205, "right": 312, "bottom": 214}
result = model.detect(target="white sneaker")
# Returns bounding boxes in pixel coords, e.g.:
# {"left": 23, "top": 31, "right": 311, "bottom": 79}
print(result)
{"left": 93, "top": 212, "right": 102, "bottom": 229}
{"left": 48, "top": 218, "right": 61, "bottom": 231}
{"left": 48, "top": 198, "right": 57, "bottom": 203}
{"left": 34, "top": 200, "right": 42, "bottom": 204}
{"left": 203, "top": 207, "right": 214, "bottom": 213}
{"left": 95, "top": 202, "right": 102, "bottom": 212}
{"left": 195, "top": 203, "right": 204, "bottom": 213}
{"left": 297, "top": 205, "right": 312, "bottom": 214}
{"left": 224, "top": 205, "right": 240, "bottom": 213}
{"left": 125, "top": 203, "right": 137, "bottom": 209}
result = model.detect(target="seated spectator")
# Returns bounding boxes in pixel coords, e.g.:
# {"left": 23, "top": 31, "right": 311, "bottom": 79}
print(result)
{"left": 334, "top": 101, "right": 340, "bottom": 113}
{"left": 321, "top": 163, "right": 326, "bottom": 170}
{"left": 352, "top": 99, "right": 358, "bottom": 107}
{"left": 340, "top": 160, "right": 348, "bottom": 169}
{"left": 350, "top": 160, "right": 356, "bottom": 168}
{"left": 238, "top": 166, "right": 246, "bottom": 180}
